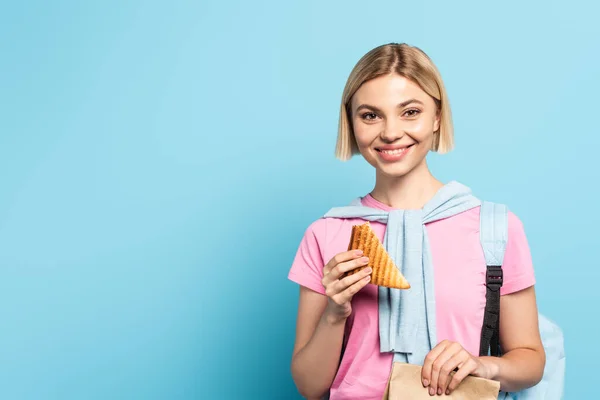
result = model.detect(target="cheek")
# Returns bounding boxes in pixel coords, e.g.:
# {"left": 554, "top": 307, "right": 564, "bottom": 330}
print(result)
{"left": 407, "top": 118, "right": 436, "bottom": 142}
{"left": 353, "top": 123, "right": 379, "bottom": 148}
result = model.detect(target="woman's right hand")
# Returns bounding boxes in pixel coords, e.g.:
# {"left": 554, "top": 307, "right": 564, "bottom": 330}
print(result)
{"left": 321, "top": 249, "right": 372, "bottom": 324}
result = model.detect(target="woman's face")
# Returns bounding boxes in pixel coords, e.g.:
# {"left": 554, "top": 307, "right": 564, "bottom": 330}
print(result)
{"left": 350, "top": 73, "right": 440, "bottom": 178}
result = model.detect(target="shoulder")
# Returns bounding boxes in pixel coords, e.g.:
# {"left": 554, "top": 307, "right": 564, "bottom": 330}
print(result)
{"left": 301, "top": 215, "right": 364, "bottom": 248}
{"left": 505, "top": 209, "right": 531, "bottom": 253}
{"left": 429, "top": 202, "right": 529, "bottom": 244}
{"left": 479, "top": 201, "right": 527, "bottom": 235}
{"left": 296, "top": 211, "right": 376, "bottom": 269}
{"left": 507, "top": 210, "right": 526, "bottom": 233}
{"left": 289, "top": 214, "right": 366, "bottom": 292}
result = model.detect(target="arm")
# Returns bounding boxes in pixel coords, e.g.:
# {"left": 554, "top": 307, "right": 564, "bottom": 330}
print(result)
{"left": 479, "top": 285, "right": 546, "bottom": 392}
{"left": 422, "top": 285, "right": 545, "bottom": 395}
{"left": 421, "top": 211, "right": 546, "bottom": 396}
{"left": 290, "top": 250, "right": 372, "bottom": 399}
{"left": 290, "top": 286, "right": 346, "bottom": 399}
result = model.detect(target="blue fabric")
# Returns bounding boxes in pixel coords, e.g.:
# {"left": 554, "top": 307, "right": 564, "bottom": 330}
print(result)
{"left": 479, "top": 201, "right": 508, "bottom": 267}
{"left": 323, "top": 181, "right": 481, "bottom": 364}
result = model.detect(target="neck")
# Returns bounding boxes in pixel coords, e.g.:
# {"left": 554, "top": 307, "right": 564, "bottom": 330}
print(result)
{"left": 370, "top": 160, "right": 444, "bottom": 209}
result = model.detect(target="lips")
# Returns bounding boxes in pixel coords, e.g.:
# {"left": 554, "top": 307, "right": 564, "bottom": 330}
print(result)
{"left": 375, "top": 144, "right": 414, "bottom": 153}
{"left": 375, "top": 144, "right": 415, "bottom": 162}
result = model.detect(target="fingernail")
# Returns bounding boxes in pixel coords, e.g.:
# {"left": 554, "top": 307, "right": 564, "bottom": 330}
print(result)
{"left": 360, "top": 257, "right": 369, "bottom": 264}
{"left": 437, "top": 388, "right": 442, "bottom": 395}
{"left": 446, "top": 389, "right": 450, "bottom": 395}
{"left": 355, "top": 250, "right": 363, "bottom": 256}
{"left": 364, "top": 275, "right": 371, "bottom": 282}
{"left": 365, "top": 267, "right": 372, "bottom": 273}
{"left": 422, "top": 379, "right": 429, "bottom": 387}
{"left": 429, "top": 387, "right": 435, "bottom": 396}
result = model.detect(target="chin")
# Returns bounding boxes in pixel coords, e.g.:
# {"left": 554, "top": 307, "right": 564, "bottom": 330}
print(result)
{"left": 376, "top": 163, "right": 416, "bottom": 178}
{"left": 362, "top": 156, "right": 415, "bottom": 178}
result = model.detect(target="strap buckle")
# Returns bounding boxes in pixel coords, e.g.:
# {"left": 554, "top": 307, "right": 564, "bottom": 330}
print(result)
{"left": 486, "top": 265, "right": 503, "bottom": 288}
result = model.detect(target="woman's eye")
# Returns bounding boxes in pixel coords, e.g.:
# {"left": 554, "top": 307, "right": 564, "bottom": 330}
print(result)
{"left": 404, "top": 109, "right": 421, "bottom": 117}
{"left": 361, "top": 112, "right": 378, "bottom": 120}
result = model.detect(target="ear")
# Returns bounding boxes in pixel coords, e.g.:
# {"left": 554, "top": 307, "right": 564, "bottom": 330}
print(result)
{"left": 433, "top": 109, "right": 441, "bottom": 133}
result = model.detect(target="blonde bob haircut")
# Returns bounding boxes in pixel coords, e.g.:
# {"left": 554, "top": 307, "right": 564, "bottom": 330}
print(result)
{"left": 335, "top": 43, "right": 454, "bottom": 161}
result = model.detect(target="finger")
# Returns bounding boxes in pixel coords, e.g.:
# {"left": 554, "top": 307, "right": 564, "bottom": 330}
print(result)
{"left": 322, "top": 250, "right": 364, "bottom": 282}
{"left": 438, "top": 351, "right": 470, "bottom": 396}
{"left": 447, "top": 358, "right": 478, "bottom": 394}
{"left": 333, "top": 256, "right": 370, "bottom": 279}
{"left": 324, "top": 256, "right": 370, "bottom": 286}
{"left": 331, "top": 274, "right": 371, "bottom": 305}
{"left": 429, "top": 344, "right": 461, "bottom": 396}
{"left": 325, "top": 266, "right": 372, "bottom": 299}
{"left": 323, "top": 250, "right": 364, "bottom": 275}
{"left": 335, "top": 266, "right": 373, "bottom": 292}
{"left": 421, "top": 340, "right": 450, "bottom": 388}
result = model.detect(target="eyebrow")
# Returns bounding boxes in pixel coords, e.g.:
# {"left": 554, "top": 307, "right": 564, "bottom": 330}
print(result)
{"left": 355, "top": 99, "right": 424, "bottom": 113}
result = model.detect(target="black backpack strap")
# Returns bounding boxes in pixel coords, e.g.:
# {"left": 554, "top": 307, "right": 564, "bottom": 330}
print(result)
{"left": 478, "top": 201, "right": 508, "bottom": 357}
{"left": 479, "top": 265, "right": 503, "bottom": 357}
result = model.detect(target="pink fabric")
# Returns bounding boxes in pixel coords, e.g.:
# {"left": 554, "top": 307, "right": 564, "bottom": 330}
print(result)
{"left": 288, "top": 194, "right": 536, "bottom": 400}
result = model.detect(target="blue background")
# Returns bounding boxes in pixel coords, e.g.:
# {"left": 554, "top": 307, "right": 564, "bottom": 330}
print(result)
{"left": 0, "top": 1, "right": 597, "bottom": 398}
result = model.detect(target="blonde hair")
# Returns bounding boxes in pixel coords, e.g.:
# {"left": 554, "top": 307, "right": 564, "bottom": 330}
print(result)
{"left": 335, "top": 43, "right": 454, "bottom": 161}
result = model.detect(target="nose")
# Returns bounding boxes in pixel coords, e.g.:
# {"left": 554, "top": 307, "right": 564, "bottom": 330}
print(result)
{"left": 380, "top": 118, "right": 405, "bottom": 143}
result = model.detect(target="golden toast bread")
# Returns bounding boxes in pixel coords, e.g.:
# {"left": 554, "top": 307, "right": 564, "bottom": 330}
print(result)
{"left": 344, "top": 222, "right": 410, "bottom": 290}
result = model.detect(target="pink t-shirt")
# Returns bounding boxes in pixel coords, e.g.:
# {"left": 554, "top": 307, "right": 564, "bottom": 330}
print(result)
{"left": 288, "top": 194, "right": 536, "bottom": 400}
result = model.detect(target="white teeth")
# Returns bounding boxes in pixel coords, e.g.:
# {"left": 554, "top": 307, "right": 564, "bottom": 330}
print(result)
{"left": 381, "top": 148, "right": 406, "bottom": 154}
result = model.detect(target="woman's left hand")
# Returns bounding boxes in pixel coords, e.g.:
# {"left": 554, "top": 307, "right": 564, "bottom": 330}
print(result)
{"left": 421, "top": 340, "right": 495, "bottom": 396}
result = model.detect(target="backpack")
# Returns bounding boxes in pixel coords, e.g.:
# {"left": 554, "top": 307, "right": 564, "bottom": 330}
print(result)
{"left": 478, "top": 201, "right": 566, "bottom": 399}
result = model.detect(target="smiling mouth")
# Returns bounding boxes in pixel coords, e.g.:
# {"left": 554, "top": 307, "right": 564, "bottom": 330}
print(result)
{"left": 375, "top": 144, "right": 415, "bottom": 154}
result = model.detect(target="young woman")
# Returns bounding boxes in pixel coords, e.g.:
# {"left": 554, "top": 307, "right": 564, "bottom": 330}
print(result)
{"left": 288, "top": 43, "right": 545, "bottom": 400}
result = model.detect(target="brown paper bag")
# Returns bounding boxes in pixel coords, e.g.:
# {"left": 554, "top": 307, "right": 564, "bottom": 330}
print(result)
{"left": 381, "top": 362, "right": 500, "bottom": 400}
